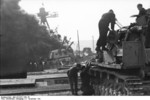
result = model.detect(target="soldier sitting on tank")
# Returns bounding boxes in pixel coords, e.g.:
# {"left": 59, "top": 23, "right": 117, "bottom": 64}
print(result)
{"left": 80, "top": 62, "right": 94, "bottom": 95}
{"left": 67, "top": 63, "right": 82, "bottom": 95}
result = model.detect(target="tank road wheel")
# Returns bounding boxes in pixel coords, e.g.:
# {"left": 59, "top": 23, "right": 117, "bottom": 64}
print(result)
{"left": 119, "top": 83, "right": 128, "bottom": 95}
{"left": 124, "top": 85, "right": 132, "bottom": 95}
{"left": 96, "top": 84, "right": 101, "bottom": 95}
{"left": 100, "top": 79, "right": 114, "bottom": 96}
{"left": 100, "top": 80, "right": 108, "bottom": 95}
{"left": 103, "top": 79, "right": 110, "bottom": 95}
{"left": 115, "top": 82, "right": 132, "bottom": 96}
{"left": 92, "top": 79, "right": 101, "bottom": 95}
{"left": 106, "top": 82, "right": 113, "bottom": 95}
{"left": 108, "top": 87, "right": 113, "bottom": 95}
{"left": 109, "top": 81, "right": 117, "bottom": 95}
{"left": 106, "top": 80, "right": 115, "bottom": 95}
{"left": 112, "top": 83, "right": 119, "bottom": 95}
{"left": 93, "top": 84, "right": 99, "bottom": 95}
{"left": 94, "top": 85, "right": 98, "bottom": 95}
{"left": 101, "top": 85, "right": 105, "bottom": 95}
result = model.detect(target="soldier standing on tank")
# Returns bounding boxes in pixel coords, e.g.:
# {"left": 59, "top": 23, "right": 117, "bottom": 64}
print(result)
{"left": 137, "top": 4, "right": 147, "bottom": 18}
{"left": 131, "top": 4, "right": 147, "bottom": 25}
{"left": 145, "top": 10, "right": 150, "bottom": 48}
{"left": 96, "top": 9, "right": 116, "bottom": 52}
{"left": 67, "top": 63, "right": 81, "bottom": 95}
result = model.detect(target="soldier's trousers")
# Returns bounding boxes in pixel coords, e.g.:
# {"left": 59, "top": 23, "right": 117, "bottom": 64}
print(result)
{"left": 69, "top": 77, "right": 78, "bottom": 95}
{"left": 96, "top": 24, "right": 109, "bottom": 51}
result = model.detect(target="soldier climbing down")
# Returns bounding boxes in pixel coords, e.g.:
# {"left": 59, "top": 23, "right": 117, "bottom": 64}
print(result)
{"left": 96, "top": 9, "right": 116, "bottom": 52}
{"left": 67, "top": 63, "right": 82, "bottom": 95}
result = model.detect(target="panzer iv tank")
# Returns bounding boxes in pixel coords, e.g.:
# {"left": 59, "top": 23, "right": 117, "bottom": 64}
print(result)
{"left": 87, "top": 15, "right": 150, "bottom": 95}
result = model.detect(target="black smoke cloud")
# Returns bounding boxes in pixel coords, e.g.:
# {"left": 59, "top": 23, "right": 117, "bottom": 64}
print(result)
{"left": 0, "top": 0, "right": 62, "bottom": 78}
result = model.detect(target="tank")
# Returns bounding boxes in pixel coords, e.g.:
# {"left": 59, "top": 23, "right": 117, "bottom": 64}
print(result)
{"left": 87, "top": 15, "right": 150, "bottom": 95}
{"left": 48, "top": 41, "right": 75, "bottom": 69}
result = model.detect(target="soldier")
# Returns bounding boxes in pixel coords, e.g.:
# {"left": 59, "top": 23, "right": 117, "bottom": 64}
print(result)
{"left": 80, "top": 62, "right": 94, "bottom": 95}
{"left": 131, "top": 4, "right": 147, "bottom": 26}
{"left": 96, "top": 9, "right": 116, "bottom": 52}
{"left": 145, "top": 9, "right": 150, "bottom": 48}
{"left": 67, "top": 63, "right": 81, "bottom": 95}
{"left": 137, "top": 4, "right": 147, "bottom": 18}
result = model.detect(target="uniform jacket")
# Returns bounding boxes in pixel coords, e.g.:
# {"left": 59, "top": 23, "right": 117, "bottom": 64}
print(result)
{"left": 99, "top": 12, "right": 116, "bottom": 30}
{"left": 67, "top": 65, "right": 79, "bottom": 79}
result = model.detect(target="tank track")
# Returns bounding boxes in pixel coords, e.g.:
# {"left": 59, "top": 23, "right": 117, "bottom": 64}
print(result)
{"left": 88, "top": 65, "right": 150, "bottom": 95}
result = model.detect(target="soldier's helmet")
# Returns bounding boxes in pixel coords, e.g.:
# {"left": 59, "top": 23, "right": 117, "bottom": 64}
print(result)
{"left": 109, "top": 9, "right": 114, "bottom": 13}
{"left": 76, "top": 63, "right": 82, "bottom": 69}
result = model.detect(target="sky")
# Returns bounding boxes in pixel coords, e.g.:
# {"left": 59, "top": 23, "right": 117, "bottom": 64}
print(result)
{"left": 19, "top": 0, "right": 150, "bottom": 51}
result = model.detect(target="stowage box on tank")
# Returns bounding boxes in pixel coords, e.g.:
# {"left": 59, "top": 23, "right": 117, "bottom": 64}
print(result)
{"left": 122, "top": 41, "right": 145, "bottom": 69}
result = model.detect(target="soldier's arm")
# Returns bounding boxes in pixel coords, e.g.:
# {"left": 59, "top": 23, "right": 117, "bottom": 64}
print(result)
{"left": 111, "top": 14, "right": 116, "bottom": 30}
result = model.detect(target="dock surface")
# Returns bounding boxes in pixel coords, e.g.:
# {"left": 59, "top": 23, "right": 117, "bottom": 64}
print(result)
{"left": 0, "top": 69, "right": 81, "bottom": 95}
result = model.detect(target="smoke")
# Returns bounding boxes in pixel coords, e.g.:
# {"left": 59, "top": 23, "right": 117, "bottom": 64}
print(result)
{"left": 0, "top": 0, "right": 62, "bottom": 78}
